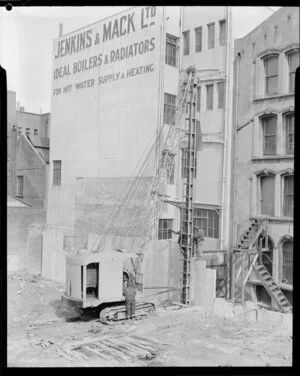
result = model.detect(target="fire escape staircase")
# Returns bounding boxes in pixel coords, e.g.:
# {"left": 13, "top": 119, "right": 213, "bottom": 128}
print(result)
{"left": 252, "top": 264, "right": 292, "bottom": 313}
{"left": 235, "top": 218, "right": 292, "bottom": 314}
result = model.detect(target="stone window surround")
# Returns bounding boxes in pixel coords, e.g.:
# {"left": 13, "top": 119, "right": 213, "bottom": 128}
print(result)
{"left": 251, "top": 168, "right": 293, "bottom": 218}
{"left": 252, "top": 107, "right": 294, "bottom": 158}
{"left": 253, "top": 44, "right": 299, "bottom": 100}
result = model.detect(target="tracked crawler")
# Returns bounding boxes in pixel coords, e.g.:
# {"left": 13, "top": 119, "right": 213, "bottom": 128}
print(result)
{"left": 62, "top": 250, "right": 155, "bottom": 324}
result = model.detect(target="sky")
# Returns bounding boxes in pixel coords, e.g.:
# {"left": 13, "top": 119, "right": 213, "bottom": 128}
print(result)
{"left": 0, "top": 6, "right": 280, "bottom": 114}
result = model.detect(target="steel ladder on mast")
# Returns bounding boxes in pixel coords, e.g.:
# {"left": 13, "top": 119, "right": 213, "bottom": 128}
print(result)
{"left": 180, "top": 67, "right": 198, "bottom": 306}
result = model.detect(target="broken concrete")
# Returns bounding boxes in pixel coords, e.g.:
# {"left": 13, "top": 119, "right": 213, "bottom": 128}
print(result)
{"left": 212, "top": 298, "right": 292, "bottom": 335}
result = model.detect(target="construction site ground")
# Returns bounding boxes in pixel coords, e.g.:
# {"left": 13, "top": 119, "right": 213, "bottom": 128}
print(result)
{"left": 7, "top": 270, "right": 292, "bottom": 367}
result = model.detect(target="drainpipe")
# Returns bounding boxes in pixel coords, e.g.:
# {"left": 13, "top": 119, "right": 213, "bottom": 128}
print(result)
{"left": 232, "top": 52, "right": 241, "bottom": 248}
{"left": 219, "top": 6, "right": 232, "bottom": 252}
{"left": 155, "top": 7, "right": 166, "bottom": 171}
{"left": 11, "top": 125, "right": 17, "bottom": 195}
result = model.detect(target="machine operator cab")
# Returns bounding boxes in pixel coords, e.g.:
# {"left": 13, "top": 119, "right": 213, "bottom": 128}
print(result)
{"left": 62, "top": 249, "right": 138, "bottom": 310}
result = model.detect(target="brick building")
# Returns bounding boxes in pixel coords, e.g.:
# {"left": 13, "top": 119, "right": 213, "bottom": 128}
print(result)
{"left": 231, "top": 7, "right": 298, "bottom": 306}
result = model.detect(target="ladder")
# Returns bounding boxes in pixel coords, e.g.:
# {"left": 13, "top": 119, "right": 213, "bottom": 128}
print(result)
{"left": 134, "top": 67, "right": 197, "bottom": 286}
{"left": 179, "top": 67, "right": 198, "bottom": 305}
{"left": 253, "top": 264, "right": 292, "bottom": 313}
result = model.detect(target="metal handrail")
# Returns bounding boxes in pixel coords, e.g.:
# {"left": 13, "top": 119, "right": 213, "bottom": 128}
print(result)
{"left": 248, "top": 219, "right": 267, "bottom": 249}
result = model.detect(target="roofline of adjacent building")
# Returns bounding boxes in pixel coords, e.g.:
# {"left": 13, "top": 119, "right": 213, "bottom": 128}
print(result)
{"left": 18, "top": 110, "right": 51, "bottom": 116}
{"left": 235, "top": 6, "right": 284, "bottom": 42}
{"left": 19, "top": 133, "right": 48, "bottom": 165}
{"left": 7, "top": 194, "right": 32, "bottom": 207}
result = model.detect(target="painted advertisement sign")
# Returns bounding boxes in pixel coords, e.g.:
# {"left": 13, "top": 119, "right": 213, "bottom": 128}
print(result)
{"left": 50, "top": 6, "right": 164, "bottom": 178}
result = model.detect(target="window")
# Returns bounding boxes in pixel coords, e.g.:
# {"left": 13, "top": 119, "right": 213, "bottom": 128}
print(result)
{"left": 53, "top": 160, "right": 61, "bottom": 185}
{"left": 217, "top": 81, "right": 225, "bottom": 109}
{"left": 196, "top": 86, "right": 201, "bottom": 112}
{"left": 34, "top": 129, "right": 38, "bottom": 136}
{"left": 206, "top": 84, "right": 214, "bottom": 110}
{"left": 282, "top": 240, "right": 293, "bottom": 284}
{"left": 183, "top": 30, "right": 190, "bottom": 55}
{"left": 259, "top": 174, "right": 275, "bottom": 216}
{"left": 161, "top": 150, "right": 175, "bottom": 184}
{"left": 195, "top": 27, "right": 202, "bottom": 52}
{"left": 262, "top": 116, "right": 277, "bottom": 155}
{"left": 285, "top": 113, "right": 294, "bottom": 154}
{"left": 26, "top": 128, "right": 30, "bottom": 136}
{"left": 181, "top": 149, "right": 197, "bottom": 179}
{"left": 164, "top": 93, "right": 176, "bottom": 125}
{"left": 165, "top": 34, "right": 178, "bottom": 67}
{"left": 158, "top": 219, "right": 173, "bottom": 240}
{"left": 283, "top": 175, "right": 293, "bottom": 217}
{"left": 207, "top": 23, "right": 215, "bottom": 49}
{"left": 288, "top": 50, "right": 299, "bottom": 92}
{"left": 219, "top": 19, "right": 226, "bottom": 46}
{"left": 264, "top": 55, "right": 279, "bottom": 94}
{"left": 193, "top": 208, "right": 219, "bottom": 238}
{"left": 17, "top": 175, "right": 24, "bottom": 197}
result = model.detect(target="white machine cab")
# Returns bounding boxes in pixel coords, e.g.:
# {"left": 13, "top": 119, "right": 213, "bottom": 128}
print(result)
{"left": 63, "top": 249, "right": 138, "bottom": 309}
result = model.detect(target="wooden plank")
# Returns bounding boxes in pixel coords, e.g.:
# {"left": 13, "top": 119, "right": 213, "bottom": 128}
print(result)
{"left": 56, "top": 348, "right": 73, "bottom": 361}
{"left": 64, "top": 334, "right": 112, "bottom": 350}
{"left": 72, "top": 348, "right": 89, "bottom": 361}
{"left": 124, "top": 337, "right": 160, "bottom": 355}
{"left": 131, "top": 335, "right": 169, "bottom": 347}
{"left": 81, "top": 345, "right": 111, "bottom": 360}
{"left": 67, "top": 348, "right": 87, "bottom": 361}
{"left": 95, "top": 342, "right": 131, "bottom": 362}
{"left": 102, "top": 339, "right": 137, "bottom": 359}
{"left": 108, "top": 337, "right": 153, "bottom": 359}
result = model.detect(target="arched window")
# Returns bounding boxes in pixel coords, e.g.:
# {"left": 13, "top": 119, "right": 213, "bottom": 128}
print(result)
{"left": 284, "top": 113, "right": 294, "bottom": 154}
{"left": 259, "top": 174, "right": 275, "bottom": 216}
{"left": 283, "top": 174, "right": 294, "bottom": 217}
{"left": 282, "top": 240, "right": 293, "bottom": 284}
{"left": 262, "top": 115, "right": 277, "bottom": 155}
{"left": 264, "top": 55, "right": 279, "bottom": 95}
{"left": 287, "top": 50, "right": 299, "bottom": 92}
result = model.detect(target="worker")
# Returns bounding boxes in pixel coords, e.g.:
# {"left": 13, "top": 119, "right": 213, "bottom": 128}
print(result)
{"left": 123, "top": 274, "right": 136, "bottom": 320}
{"left": 171, "top": 229, "right": 187, "bottom": 249}
{"left": 193, "top": 226, "right": 205, "bottom": 260}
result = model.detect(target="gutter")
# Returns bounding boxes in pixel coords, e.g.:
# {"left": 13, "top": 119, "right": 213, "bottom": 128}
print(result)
{"left": 220, "top": 6, "right": 232, "bottom": 252}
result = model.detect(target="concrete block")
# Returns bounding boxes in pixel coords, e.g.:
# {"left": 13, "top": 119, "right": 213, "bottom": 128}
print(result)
{"left": 233, "top": 304, "right": 244, "bottom": 316}
{"left": 194, "top": 260, "right": 216, "bottom": 313}
{"left": 244, "top": 310, "right": 257, "bottom": 322}
{"left": 281, "top": 314, "right": 292, "bottom": 336}
{"left": 213, "top": 298, "right": 234, "bottom": 318}
{"left": 244, "top": 300, "right": 257, "bottom": 311}
{"left": 8, "top": 255, "right": 19, "bottom": 273}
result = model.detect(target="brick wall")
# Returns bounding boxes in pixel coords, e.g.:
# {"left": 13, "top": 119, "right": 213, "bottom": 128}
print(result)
{"left": 74, "top": 177, "right": 154, "bottom": 250}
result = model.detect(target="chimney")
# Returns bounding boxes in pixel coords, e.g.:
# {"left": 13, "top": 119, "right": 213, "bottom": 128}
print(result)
{"left": 59, "top": 23, "right": 64, "bottom": 37}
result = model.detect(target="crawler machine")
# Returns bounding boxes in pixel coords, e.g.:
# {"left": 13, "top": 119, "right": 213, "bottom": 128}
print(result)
{"left": 62, "top": 249, "right": 155, "bottom": 324}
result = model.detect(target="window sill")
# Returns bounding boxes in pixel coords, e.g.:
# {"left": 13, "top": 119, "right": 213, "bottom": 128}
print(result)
{"left": 250, "top": 215, "right": 293, "bottom": 223}
{"left": 252, "top": 155, "right": 294, "bottom": 161}
{"left": 253, "top": 93, "right": 294, "bottom": 102}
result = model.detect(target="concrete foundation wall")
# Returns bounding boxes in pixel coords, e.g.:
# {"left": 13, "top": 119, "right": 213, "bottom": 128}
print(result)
{"left": 7, "top": 207, "right": 46, "bottom": 273}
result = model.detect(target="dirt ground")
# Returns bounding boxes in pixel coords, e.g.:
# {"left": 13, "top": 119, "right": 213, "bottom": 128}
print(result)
{"left": 7, "top": 270, "right": 292, "bottom": 367}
